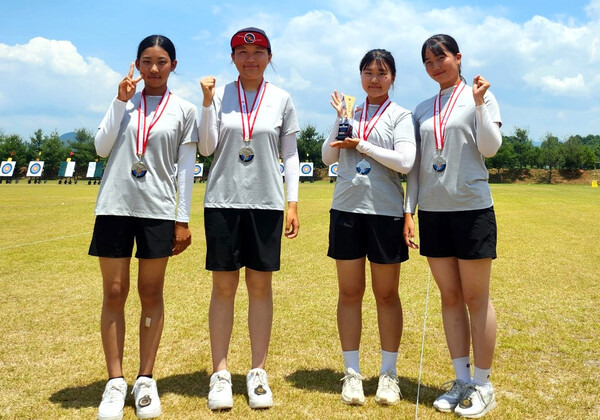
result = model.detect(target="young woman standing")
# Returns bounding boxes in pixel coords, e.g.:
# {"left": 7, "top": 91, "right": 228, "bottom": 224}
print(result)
{"left": 404, "top": 34, "right": 502, "bottom": 418}
{"left": 198, "top": 27, "right": 300, "bottom": 411}
{"left": 90, "top": 35, "right": 198, "bottom": 420}
{"left": 322, "top": 49, "right": 416, "bottom": 406}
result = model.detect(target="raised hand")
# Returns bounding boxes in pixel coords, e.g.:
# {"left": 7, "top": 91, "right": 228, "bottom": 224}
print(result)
{"left": 117, "top": 62, "right": 143, "bottom": 102}
{"left": 330, "top": 90, "right": 345, "bottom": 118}
{"left": 200, "top": 76, "right": 216, "bottom": 107}
{"left": 472, "top": 75, "right": 490, "bottom": 106}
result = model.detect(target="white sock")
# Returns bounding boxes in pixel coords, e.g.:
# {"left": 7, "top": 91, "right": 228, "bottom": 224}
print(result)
{"left": 342, "top": 350, "right": 360, "bottom": 373}
{"left": 473, "top": 366, "right": 492, "bottom": 387}
{"left": 452, "top": 356, "right": 472, "bottom": 383}
{"left": 380, "top": 350, "right": 398, "bottom": 375}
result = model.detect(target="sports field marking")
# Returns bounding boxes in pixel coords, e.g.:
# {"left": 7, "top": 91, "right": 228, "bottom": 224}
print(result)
{"left": 0, "top": 232, "right": 92, "bottom": 251}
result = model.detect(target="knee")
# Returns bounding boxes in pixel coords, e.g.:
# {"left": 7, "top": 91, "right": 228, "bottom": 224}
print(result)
{"left": 103, "top": 284, "right": 128, "bottom": 309}
{"left": 440, "top": 288, "right": 464, "bottom": 308}
{"left": 139, "top": 283, "right": 163, "bottom": 308}
{"left": 212, "top": 282, "right": 238, "bottom": 301}
{"left": 339, "top": 286, "right": 365, "bottom": 305}
{"left": 374, "top": 288, "right": 400, "bottom": 307}
{"left": 247, "top": 282, "right": 272, "bottom": 300}
{"left": 463, "top": 293, "right": 490, "bottom": 313}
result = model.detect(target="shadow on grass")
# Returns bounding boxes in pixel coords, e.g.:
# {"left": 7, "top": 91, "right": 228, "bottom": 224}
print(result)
{"left": 49, "top": 370, "right": 257, "bottom": 409}
{"left": 285, "top": 369, "right": 444, "bottom": 405}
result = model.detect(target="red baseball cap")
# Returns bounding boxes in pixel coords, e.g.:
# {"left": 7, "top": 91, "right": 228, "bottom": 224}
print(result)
{"left": 230, "top": 27, "right": 271, "bottom": 52}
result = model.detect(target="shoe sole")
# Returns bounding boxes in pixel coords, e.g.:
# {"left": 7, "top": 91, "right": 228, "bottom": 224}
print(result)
{"left": 135, "top": 407, "right": 162, "bottom": 419}
{"left": 208, "top": 400, "right": 234, "bottom": 411}
{"left": 341, "top": 396, "right": 365, "bottom": 406}
{"left": 455, "top": 397, "right": 497, "bottom": 418}
{"left": 97, "top": 413, "right": 123, "bottom": 420}
{"left": 434, "top": 402, "right": 458, "bottom": 413}
{"left": 249, "top": 399, "right": 273, "bottom": 409}
{"left": 375, "top": 396, "right": 399, "bottom": 406}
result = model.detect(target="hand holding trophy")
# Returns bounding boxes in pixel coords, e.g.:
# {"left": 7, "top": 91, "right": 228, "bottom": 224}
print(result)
{"left": 334, "top": 92, "right": 356, "bottom": 140}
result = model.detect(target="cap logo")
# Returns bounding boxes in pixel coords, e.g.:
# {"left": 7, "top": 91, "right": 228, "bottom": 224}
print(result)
{"left": 244, "top": 33, "right": 256, "bottom": 44}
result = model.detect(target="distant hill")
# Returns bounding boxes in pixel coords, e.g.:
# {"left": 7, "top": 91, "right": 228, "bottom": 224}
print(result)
{"left": 59, "top": 131, "right": 76, "bottom": 145}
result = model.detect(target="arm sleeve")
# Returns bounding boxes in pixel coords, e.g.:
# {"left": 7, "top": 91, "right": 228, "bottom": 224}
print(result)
{"left": 475, "top": 104, "right": 502, "bottom": 158}
{"left": 355, "top": 110, "right": 416, "bottom": 174}
{"left": 175, "top": 142, "right": 197, "bottom": 222}
{"left": 404, "top": 116, "right": 421, "bottom": 214}
{"left": 321, "top": 117, "right": 341, "bottom": 166}
{"left": 281, "top": 133, "right": 299, "bottom": 202}
{"left": 198, "top": 104, "right": 218, "bottom": 156}
{"left": 95, "top": 98, "right": 127, "bottom": 157}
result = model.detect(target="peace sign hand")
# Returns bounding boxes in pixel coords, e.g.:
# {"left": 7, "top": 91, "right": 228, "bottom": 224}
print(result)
{"left": 117, "top": 62, "right": 143, "bottom": 102}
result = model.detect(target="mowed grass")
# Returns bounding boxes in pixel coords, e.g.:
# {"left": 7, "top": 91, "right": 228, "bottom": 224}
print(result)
{"left": 0, "top": 179, "right": 599, "bottom": 419}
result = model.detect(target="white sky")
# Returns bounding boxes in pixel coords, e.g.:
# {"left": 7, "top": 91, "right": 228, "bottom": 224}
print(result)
{"left": 1, "top": 0, "right": 599, "bottom": 142}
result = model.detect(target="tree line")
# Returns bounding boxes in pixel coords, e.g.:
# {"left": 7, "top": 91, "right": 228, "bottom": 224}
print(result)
{"left": 1, "top": 126, "right": 598, "bottom": 181}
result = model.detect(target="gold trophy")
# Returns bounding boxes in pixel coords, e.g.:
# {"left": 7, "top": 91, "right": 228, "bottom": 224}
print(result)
{"left": 335, "top": 94, "right": 356, "bottom": 140}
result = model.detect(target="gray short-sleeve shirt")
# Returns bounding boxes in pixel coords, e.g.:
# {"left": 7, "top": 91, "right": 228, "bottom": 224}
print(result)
{"left": 204, "top": 81, "right": 300, "bottom": 211}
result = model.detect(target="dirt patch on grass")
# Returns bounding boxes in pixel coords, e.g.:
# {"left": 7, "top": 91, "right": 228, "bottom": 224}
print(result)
{"left": 489, "top": 168, "right": 600, "bottom": 184}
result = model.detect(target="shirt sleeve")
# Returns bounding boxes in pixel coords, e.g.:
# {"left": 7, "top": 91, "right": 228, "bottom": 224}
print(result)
{"left": 198, "top": 104, "right": 218, "bottom": 156}
{"left": 322, "top": 117, "right": 342, "bottom": 166}
{"left": 175, "top": 142, "right": 196, "bottom": 222}
{"left": 404, "top": 115, "right": 421, "bottom": 214}
{"left": 281, "top": 133, "right": 299, "bottom": 202}
{"left": 355, "top": 110, "right": 416, "bottom": 174}
{"left": 95, "top": 98, "right": 127, "bottom": 157}
{"left": 475, "top": 104, "right": 502, "bottom": 158}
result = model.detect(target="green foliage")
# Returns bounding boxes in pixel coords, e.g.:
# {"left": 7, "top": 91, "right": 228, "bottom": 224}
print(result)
{"left": 0, "top": 133, "right": 27, "bottom": 166}
{"left": 297, "top": 124, "right": 326, "bottom": 167}
{"left": 539, "top": 133, "right": 564, "bottom": 182}
{"left": 40, "top": 131, "right": 70, "bottom": 177}
{"left": 68, "top": 128, "right": 101, "bottom": 176}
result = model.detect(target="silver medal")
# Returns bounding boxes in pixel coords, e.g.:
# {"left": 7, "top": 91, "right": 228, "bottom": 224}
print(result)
{"left": 239, "top": 146, "right": 255, "bottom": 162}
{"left": 131, "top": 160, "right": 148, "bottom": 178}
{"left": 356, "top": 158, "right": 371, "bottom": 175}
{"left": 432, "top": 154, "right": 446, "bottom": 172}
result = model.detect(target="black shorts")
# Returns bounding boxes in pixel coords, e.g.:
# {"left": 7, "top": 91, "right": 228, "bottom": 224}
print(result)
{"left": 327, "top": 209, "right": 408, "bottom": 264}
{"left": 204, "top": 208, "right": 283, "bottom": 272}
{"left": 88, "top": 216, "right": 174, "bottom": 259}
{"left": 418, "top": 207, "right": 497, "bottom": 259}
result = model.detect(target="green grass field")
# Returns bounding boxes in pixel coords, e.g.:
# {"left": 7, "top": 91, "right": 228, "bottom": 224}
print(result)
{"left": 0, "top": 181, "right": 598, "bottom": 419}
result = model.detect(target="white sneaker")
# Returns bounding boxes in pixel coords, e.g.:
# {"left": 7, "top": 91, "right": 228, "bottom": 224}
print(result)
{"left": 208, "top": 370, "right": 233, "bottom": 410}
{"left": 454, "top": 383, "right": 497, "bottom": 418}
{"left": 433, "top": 379, "right": 468, "bottom": 412}
{"left": 246, "top": 368, "right": 273, "bottom": 409}
{"left": 340, "top": 368, "right": 365, "bottom": 405}
{"left": 98, "top": 378, "right": 127, "bottom": 420}
{"left": 131, "top": 377, "right": 161, "bottom": 419}
{"left": 375, "top": 370, "right": 401, "bottom": 405}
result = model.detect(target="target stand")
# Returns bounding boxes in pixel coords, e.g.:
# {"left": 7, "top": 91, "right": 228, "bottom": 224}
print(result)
{"left": 26, "top": 161, "right": 46, "bottom": 184}
{"left": 328, "top": 163, "right": 339, "bottom": 183}
{"left": 193, "top": 163, "right": 205, "bottom": 183}
{"left": 58, "top": 161, "right": 77, "bottom": 184}
{"left": 0, "top": 160, "right": 18, "bottom": 184}
{"left": 86, "top": 161, "right": 104, "bottom": 185}
{"left": 299, "top": 162, "right": 314, "bottom": 183}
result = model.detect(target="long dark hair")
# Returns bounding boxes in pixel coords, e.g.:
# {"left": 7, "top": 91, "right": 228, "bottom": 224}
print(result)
{"left": 137, "top": 35, "right": 176, "bottom": 61}
{"left": 359, "top": 49, "right": 396, "bottom": 79}
{"left": 421, "top": 34, "right": 461, "bottom": 77}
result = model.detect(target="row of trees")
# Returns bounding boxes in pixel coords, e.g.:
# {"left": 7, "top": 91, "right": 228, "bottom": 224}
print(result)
{"left": 487, "top": 128, "right": 600, "bottom": 178}
{"left": 0, "top": 129, "right": 98, "bottom": 178}
{"left": 1, "top": 125, "right": 598, "bottom": 180}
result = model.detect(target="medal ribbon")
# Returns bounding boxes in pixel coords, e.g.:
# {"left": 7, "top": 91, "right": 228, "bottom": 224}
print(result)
{"left": 237, "top": 77, "right": 268, "bottom": 141}
{"left": 136, "top": 88, "right": 171, "bottom": 158}
{"left": 433, "top": 82, "right": 465, "bottom": 151}
{"left": 358, "top": 96, "right": 391, "bottom": 141}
